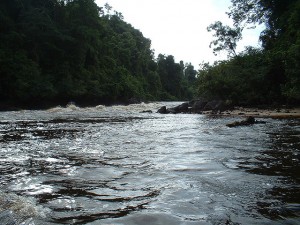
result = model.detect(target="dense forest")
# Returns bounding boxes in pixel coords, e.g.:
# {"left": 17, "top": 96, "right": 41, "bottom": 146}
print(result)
{"left": 1, "top": 0, "right": 299, "bottom": 110}
{"left": 0, "top": 0, "right": 196, "bottom": 109}
{"left": 198, "top": 0, "right": 300, "bottom": 106}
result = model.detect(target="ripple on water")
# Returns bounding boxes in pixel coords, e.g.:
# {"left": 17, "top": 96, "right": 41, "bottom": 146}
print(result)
{"left": 0, "top": 105, "right": 299, "bottom": 224}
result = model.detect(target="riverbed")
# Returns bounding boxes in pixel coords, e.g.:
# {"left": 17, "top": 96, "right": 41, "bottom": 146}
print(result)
{"left": 0, "top": 102, "right": 299, "bottom": 225}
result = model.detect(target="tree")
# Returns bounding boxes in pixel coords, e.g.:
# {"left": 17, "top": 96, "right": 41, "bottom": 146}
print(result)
{"left": 0, "top": 0, "right": 196, "bottom": 108}
{"left": 184, "top": 63, "right": 197, "bottom": 84}
{"left": 227, "top": 0, "right": 268, "bottom": 28}
{"left": 200, "top": 0, "right": 300, "bottom": 105}
{"left": 207, "top": 21, "right": 242, "bottom": 57}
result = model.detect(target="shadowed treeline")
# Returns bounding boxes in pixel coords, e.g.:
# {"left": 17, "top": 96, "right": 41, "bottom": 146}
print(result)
{"left": 0, "top": 0, "right": 197, "bottom": 109}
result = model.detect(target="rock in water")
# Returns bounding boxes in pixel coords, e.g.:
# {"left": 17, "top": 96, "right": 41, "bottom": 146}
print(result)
{"left": 157, "top": 106, "right": 168, "bottom": 114}
{"left": 226, "top": 116, "right": 256, "bottom": 127}
{"left": 140, "top": 110, "right": 153, "bottom": 113}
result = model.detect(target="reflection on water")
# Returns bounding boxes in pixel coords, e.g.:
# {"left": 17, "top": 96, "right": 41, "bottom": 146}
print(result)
{"left": 0, "top": 103, "right": 299, "bottom": 225}
{"left": 242, "top": 120, "right": 300, "bottom": 220}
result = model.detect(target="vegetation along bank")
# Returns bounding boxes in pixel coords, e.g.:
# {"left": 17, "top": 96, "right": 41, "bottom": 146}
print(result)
{"left": 0, "top": 0, "right": 299, "bottom": 110}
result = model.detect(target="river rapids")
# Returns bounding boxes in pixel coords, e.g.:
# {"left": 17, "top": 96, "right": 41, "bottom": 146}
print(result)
{"left": 0, "top": 102, "right": 299, "bottom": 225}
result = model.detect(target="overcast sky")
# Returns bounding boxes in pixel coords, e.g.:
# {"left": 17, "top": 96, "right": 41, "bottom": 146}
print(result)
{"left": 95, "top": 0, "right": 264, "bottom": 68}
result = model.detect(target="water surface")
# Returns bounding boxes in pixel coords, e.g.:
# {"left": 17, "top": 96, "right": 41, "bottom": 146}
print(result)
{"left": 0, "top": 103, "right": 299, "bottom": 225}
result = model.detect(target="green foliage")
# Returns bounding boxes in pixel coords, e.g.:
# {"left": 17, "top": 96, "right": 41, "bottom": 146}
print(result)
{"left": 197, "top": 48, "right": 272, "bottom": 105}
{"left": 283, "top": 36, "right": 300, "bottom": 102}
{"left": 207, "top": 21, "right": 242, "bottom": 57}
{"left": 0, "top": 0, "right": 196, "bottom": 108}
{"left": 200, "top": 0, "right": 300, "bottom": 106}
{"left": 156, "top": 54, "right": 195, "bottom": 100}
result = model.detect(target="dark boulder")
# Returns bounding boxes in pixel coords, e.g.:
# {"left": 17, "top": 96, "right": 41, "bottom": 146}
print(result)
{"left": 226, "top": 116, "right": 258, "bottom": 127}
{"left": 157, "top": 106, "right": 168, "bottom": 114}
{"left": 157, "top": 102, "right": 190, "bottom": 114}
{"left": 190, "top": 99, "right": 208, "bottom": 113}
{"left": 170, "top": 102, "right": 190, "bottom": 114}
{"left": 156, "top": 99, "right": 232, "bottom": 115}
{"left": 203, "top": 100, "right": 224, "bottom": 111}
{"left": 245, "top": 116, "right": 255, "bottom": 124}
{"left": 176, "top": 102, "right": 189, "bottom": 112}
{"left": 166, "top": 107, "right": 176, "bottom": 114}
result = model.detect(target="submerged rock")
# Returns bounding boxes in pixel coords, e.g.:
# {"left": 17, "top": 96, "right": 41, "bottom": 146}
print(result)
{"left": 140, "top": 110, "right": 153, "bottom": 113}
{"left": 226, "top": 116, "right": 265, "bottom": 127}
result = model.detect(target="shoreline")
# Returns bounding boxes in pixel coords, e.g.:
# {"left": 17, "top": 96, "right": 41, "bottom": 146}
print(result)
{"left": 1, "top": 101, "right": 300, "bottom": 119}
{"left": 204, "top": 107, "right": 300, "bottom": 119}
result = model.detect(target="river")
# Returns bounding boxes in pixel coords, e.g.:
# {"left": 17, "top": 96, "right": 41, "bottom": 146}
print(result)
{"left": 0, "top": 102, "right": 299, "bottom": 225}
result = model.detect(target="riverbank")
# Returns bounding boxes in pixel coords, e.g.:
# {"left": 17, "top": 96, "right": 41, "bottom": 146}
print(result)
{"left": 156, "top": 100, "right": 300, "bottom": 119}
{"left": 204, "top": 107, "right": 300, "bottom": 119}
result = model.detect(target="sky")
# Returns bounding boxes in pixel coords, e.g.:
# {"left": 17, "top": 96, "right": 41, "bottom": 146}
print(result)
{"left": 95, "top": 0, "right": 264, "bottom": 69}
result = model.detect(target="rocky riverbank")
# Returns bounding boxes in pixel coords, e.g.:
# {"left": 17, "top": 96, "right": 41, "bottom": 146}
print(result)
{"left": 220, "top": 107, "right": 300, "bottom": 119}
{"left": 156, "top": 100, "right": 300, "bottom": 119}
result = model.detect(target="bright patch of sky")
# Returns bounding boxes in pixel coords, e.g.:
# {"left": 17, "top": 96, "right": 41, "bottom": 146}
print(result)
{"left": 96, "top": 0, "right": 264, "bottom": 69}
